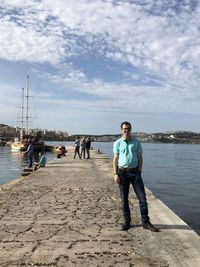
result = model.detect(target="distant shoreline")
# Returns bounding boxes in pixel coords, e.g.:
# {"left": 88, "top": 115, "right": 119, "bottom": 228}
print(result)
{"left": 1, "top": 123, "right": 200, "bottom": 145}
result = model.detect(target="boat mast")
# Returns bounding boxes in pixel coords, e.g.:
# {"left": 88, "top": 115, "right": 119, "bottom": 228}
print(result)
{"left": 25, "top": 75, "right": 29, "bottom": 135}
{"left": 20, "top": 87, "right": 25, "bottom": 141}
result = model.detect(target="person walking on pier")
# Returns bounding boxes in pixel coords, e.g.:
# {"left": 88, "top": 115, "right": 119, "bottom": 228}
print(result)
{"left": 113, "top": 121, "right": 158, "bottom": 232}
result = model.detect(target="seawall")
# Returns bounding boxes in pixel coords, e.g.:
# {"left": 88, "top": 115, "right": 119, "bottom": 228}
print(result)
{"left": 0, "top": 149, "right": 199, "bottom": 266}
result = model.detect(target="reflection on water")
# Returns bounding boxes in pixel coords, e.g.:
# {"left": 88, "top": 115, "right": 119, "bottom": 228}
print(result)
{"left": 0, "top": 147, "right": 23, "bottom": 184}
{"left": 0, "top": 141, "right": 72, "bottom": 185}
{"left": 0, "top": 146, "right": 56, "bottom": 185}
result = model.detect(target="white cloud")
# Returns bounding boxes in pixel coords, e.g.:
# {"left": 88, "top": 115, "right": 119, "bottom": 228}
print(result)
{"left": 0, "top": 19, "right": 65, "bottom": 64}
{"left": 0, "top": 0, "right": 200, "bottom": 132}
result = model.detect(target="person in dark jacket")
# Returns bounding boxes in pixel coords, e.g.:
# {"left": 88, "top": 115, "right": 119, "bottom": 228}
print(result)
{"left": 85, "top": 137, "right": 91, "bottom": 159}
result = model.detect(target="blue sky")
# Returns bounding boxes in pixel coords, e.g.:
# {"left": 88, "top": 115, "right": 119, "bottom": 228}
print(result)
{"left": 0, "top": 0, "right": 200, "bottom": 135}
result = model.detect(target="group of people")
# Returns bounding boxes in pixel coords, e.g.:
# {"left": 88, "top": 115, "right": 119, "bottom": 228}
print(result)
{"left": 24, "top": 139, "right": 46, "bottom": 170}
{"left": 74, "top": 136, "right": 91, "bottom": 159}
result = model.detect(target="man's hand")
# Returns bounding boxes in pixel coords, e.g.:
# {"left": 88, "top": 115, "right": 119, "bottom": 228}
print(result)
{"left": 114, "top": 174, "right": 120, "bottom": 184}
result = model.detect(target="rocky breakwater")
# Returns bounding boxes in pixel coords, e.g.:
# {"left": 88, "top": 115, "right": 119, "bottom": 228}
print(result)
{"left": 0, "top": 149, "right": 200, "bottom": 266}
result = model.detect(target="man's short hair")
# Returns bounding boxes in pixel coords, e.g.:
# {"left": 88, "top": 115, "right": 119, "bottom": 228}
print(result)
{"left": 120, "top": 121, "right": 132, "bottom": 129}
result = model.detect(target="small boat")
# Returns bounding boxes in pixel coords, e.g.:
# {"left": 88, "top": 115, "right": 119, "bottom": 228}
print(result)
{"left": 11, "top": 137, "right": 27, "bottom": 151}
{"left": 11, "top": 137, "right": 45, "bottom": 152}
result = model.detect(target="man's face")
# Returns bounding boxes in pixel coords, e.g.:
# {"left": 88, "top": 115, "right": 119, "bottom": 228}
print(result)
{"left": 121, "top": 124, "right": 131, "bottom": 140}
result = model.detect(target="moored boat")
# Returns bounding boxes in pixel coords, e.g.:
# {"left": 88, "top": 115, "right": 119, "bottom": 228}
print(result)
{"left": 10, "top": 75, "right": 55, "bottom": 154}
{"left": 11, "top": 138, "right": 27, "bottom": 151}
{"left": 11, "top": 76, "right": 45, "bottom": 153}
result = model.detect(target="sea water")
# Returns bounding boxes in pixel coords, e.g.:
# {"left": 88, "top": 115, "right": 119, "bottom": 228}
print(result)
{"left": 92, "top": 142, "right": 200, "bottom": 236}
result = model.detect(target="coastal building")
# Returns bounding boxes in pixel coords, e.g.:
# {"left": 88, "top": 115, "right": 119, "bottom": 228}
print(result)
{"left": 0, "top": 124, "right": 17, "bottom": 140}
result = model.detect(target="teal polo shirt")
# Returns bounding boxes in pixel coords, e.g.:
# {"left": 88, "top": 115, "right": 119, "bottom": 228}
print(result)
{"left": 113, "top": 137, "right": 143, "bottom": 168}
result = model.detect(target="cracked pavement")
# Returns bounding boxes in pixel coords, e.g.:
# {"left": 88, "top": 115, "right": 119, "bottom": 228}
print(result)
{"left": 0, "top": 149, "right": 199, "bottom": 266}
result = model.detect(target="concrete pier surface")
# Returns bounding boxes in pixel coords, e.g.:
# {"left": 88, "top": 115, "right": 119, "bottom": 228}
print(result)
{"left": 0, "top": 149, "right": 200, "bottom": 267}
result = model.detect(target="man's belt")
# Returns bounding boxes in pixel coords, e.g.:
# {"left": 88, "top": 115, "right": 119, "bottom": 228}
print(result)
{"left": 118, "top": 167, "right": 138, "bottom": 172}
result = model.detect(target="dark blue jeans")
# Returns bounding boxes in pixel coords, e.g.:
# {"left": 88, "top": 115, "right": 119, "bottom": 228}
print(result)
{"left": 118, "top": 169, "right": 150, "bottom": 224}
{"left": 28, "top": 152, "right": 33, "bottom": 168}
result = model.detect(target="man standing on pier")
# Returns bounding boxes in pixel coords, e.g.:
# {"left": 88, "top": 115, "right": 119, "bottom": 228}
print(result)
{"left": 24, "top": 139, "right": 34, "bottom": 168}
{"left": 113, "top": 121, "right": 158, "bottom": 232}
{"left": 74, "top": 136, "right": 81, "bottom": 159}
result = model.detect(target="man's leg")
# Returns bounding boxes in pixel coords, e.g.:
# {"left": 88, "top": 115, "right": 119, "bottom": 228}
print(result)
{"left": 131, "top": 174, "right": 149, "bottom": 224}
{"left": 132, "top": 174, "right": 158, "bottom": 232}
{"left": 74, "top": 148, "right": 77, "bottom": 159}
{"left": 78, "top": 148, "right": 81, "bottom": 159}
{"left": 86, "top": 148, "right": 90, "bottom": 159}
{"left": 28, "top": 153, "right": 33, "bottom": 168}
{"left": 119, "top": 171, "right": 131, "bottom": 230}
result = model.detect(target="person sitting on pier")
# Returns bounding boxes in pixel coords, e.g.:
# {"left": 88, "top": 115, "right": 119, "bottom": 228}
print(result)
{"left": 34, "top": 151, "right": 46, "bottom": 171}
{"left": 57, "top": 145, "right": 67, "bottom": 158}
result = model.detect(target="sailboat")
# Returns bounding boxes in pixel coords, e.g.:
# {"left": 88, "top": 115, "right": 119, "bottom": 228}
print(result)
{"left": 11, "top": 76, "right": 44, "bottom": 152}
{"left": 11, "top": 77, "right": 28, "bottom": 151}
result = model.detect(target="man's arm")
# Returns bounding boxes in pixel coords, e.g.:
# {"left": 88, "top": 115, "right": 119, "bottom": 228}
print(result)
{"left": 137, "top": 153, "right": 143, "bottom": 173}
{"left": 24, "top": 144, "right": 30, "bottom": 154}
{"left": 113, "top": 154, "right": 120, "bottom": 184}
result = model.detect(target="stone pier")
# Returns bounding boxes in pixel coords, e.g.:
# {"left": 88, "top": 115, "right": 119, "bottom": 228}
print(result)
{"left": 0, "top": 149, "right": 199, "bottom": 266}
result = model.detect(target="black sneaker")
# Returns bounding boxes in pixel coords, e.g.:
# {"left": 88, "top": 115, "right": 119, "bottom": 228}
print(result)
{"left": 143, "top": 222, "right": 159, "bottom": 232}
{"left": 121, "top": 221, "right": 130, "bottom": 231}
